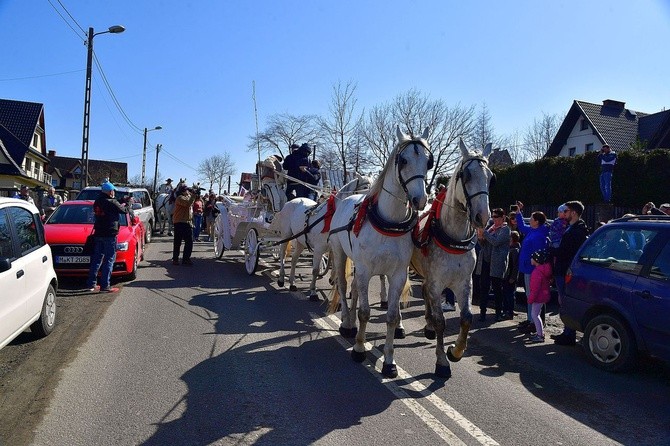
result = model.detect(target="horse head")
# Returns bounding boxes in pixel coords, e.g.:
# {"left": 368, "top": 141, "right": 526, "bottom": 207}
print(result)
{"left": 455, "top": 139, "right": 494, "bottom": 228}
{"left": 389, "top": 126, "right": 431, "bottom": 210}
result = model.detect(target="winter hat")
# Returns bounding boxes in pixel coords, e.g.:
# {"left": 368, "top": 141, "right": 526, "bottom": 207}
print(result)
{"left": 531, "top": 249, "right": 549, "bottom": 265}
{"left": 557, "top": 204, "right": 568, "bottom": 213}
{"left": 101, "top": 181, "right": 116, "bottom": 192}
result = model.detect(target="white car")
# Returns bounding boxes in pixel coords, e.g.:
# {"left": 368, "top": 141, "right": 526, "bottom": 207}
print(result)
{"left": 0, "top": 198, "right": 58, "bottom": 350}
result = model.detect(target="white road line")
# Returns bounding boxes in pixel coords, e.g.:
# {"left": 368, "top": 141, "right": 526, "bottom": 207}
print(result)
{"left": 311, "top": 313, "right": 499, "bottom": 446}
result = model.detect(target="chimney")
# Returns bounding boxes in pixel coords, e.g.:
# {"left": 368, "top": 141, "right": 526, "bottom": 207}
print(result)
{"left": 48, "top": 150, "right": 56, "bottom": 157}
{"left": 603, "top": 99, "right": 625, "bottom": 109}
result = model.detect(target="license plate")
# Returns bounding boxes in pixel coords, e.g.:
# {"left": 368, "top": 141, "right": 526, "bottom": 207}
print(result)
{"left": 56, "top": 256, "right": 91, "bottom": 264}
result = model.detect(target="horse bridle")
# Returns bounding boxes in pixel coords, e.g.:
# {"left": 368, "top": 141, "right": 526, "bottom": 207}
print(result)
{"left": 395, "top": 139, "right": 433, "bottom": 200}
{"left": 455, "top": 156, "right": 492, "bottom": 214}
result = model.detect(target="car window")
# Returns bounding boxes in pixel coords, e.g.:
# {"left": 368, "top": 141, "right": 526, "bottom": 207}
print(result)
{"left": 648, "top": 241, "right": 670, "bottom": 282}
{"left": 7, "top": 206, "right": 40, "bottom": 256}
{"left": 49, "top": 205, "right": 95, "bottom": 224}
{"left": 0, "top": 209, "right": 14, "bottom": 259}
{"left": 578, "top": 227, "right": 659, "bottom": 274}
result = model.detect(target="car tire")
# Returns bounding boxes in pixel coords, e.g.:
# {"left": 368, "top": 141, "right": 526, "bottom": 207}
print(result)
{"left": 30, "top": 284, "right": 57, "bottom": 337}
{"left": 144, "top": 221, "right": 152, "bottom": 244}
{"left": 128, "top": 247, "right": 138, "bottom": 281}
{"left": 583, "top": 314, "right": 636, "bottom": 373}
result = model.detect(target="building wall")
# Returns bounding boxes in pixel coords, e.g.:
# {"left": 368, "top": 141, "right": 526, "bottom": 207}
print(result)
{"left": 559, "top": 117, "right": 601, "bottom": 157}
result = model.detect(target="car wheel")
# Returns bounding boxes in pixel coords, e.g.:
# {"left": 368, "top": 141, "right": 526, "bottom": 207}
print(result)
{"left": 144, "top": 221, "right": 152, "bottom": 244}
{"left": 583, "top": 314, "right": 636, "bottom": 372}
{"left": 30, "top": 284, "right": 57, "bottom": 337}
{"left": 128, "top": 247, "right": 138, "bottom": 280}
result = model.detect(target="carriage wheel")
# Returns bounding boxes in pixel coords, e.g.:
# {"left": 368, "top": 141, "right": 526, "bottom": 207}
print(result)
{"left": 317, "top": 251, "right": 331, "bottom": 278}
{"left": 244, "top": 228, "right": 259, "bottom": 275}
{"left": 213, "top": 215, "right": 225, "bottom": 259}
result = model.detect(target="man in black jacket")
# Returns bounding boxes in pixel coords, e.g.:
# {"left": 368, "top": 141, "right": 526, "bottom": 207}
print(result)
{"left": 282, "top": 143, "right": 311, "bottom": 200}
{"left": 552, "top": 200, "right": 589, "bottom": 345}
{"left": 86, "top": 181, "right": 129, "bottom": 292}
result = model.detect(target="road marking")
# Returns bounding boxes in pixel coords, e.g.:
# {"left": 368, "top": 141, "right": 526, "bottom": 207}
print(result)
{"left": 311, "top": 313, "right": 499, "bottom": 446}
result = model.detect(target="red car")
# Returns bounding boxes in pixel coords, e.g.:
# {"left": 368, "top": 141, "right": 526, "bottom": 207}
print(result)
{"left": 44, "top": 200, "right": 145, "bottom": 280}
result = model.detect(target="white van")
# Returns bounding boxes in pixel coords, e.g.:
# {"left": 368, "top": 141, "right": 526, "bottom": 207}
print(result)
{"left": 0, "top": 198, "right": 58, "bottom": 350}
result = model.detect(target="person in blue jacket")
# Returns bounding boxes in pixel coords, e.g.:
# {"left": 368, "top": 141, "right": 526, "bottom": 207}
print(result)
{"left": 282, "top": 143, "right": 311, "bottom": 200}
{"left": 598, "top": 143, "right": 616, "bottom": 203}
{"left": 515, "top": 201, "right": 549, "bottom": 332}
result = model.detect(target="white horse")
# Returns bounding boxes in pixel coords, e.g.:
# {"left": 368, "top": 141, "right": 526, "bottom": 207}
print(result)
{"left": 328, "top": 126, "right": 431, "bottom": 378}
{"left": 272, "top": 174, "right": 373, "bottom": 301}
{"left": 155, "top": 178, "right": 186, "bottom": 236}
{"left": 410, "top": 140, "right": 493, "bottom": 377}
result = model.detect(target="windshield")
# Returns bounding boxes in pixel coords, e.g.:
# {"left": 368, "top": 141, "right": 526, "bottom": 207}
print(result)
{"left": 47, "top": 204, "right": 128, "bottom": 226}
{"left": 77, "top": 189, "right": 130, "bottom": 202}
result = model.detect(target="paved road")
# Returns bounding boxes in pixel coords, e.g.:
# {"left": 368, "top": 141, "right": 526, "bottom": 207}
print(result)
{"left": 1, "top": 236, "right": 669, "bottom": 445}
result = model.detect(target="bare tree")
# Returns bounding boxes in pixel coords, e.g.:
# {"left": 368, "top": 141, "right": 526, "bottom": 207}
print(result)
{"left": 360, "top": 89, "right": 476, "bottom": 191}
{"left": 498, "top": 130, "right": 525, "bottom": 164}
{"left": 319, "top": 80, "right": 361, "bottom": 183}
{"left": 248, "top": 113, "right": 320, "bottom": 159}
{"left": 523, "top": 112, "right": 562, "bottom": 160}
{"left": 470, "top": 103, "right": 498, "bottom": 151}
{"left": 198, "top": 153, "right": 236, "bottom": 195}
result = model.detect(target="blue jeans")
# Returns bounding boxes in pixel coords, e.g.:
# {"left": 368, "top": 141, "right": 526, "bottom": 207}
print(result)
{"left": 87, "top": 236, "right": 117, "bottom": 289}
{"left": 193, "top": 214, "right": 203, "bottom": 240}
{"left": 600, "top": 171, "right": 612, "bottom": 202}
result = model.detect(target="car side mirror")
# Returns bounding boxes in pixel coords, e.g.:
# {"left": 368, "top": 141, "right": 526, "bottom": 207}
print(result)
{"left": 0, "top": 257, "right": 12, "bottom": 273}
{"left": 132, "top": 216, "right": 140, "bottom": 225}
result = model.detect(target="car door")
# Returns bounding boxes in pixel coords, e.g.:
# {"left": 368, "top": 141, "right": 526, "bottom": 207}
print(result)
{"left": 0, "top": 207, "right": 27, "bottom": 346}
{"left": 7, "top": 205, "right": 50, "bottom": 316}
{"left": 632, "top": 235, "right": 670, "bottom": 362}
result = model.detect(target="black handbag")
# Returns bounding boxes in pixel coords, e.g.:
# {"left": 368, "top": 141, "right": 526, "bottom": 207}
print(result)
{"left": 83, "top": 231, "right": 95, "bottom": 254}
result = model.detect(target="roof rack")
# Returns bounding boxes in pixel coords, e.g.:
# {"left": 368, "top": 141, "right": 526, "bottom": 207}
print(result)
{"left": 611, "top": 214, "right": 670, "bottom": 222}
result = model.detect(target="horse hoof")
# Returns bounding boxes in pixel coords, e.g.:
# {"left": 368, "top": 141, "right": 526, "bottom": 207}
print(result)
{"left": 424, "top": 328, "right": 436, "bottom": 340}
{"left": 381, "top": 363, "right": 398, "bottom": 378}
{"left": 380, "top": 301, "right": 388, "bottom": 310}
{"left": 447, "top": 344, "right": 462, "bottom": 362}
{"left": 351, "top": 349, "right": 366, "bottom": 363}
{"left": 277, "top": 280, "right": 284, "bottom": 287}
{"left": 339, "top": 326, "right": 357, "bottom": 339}
{"left": 435, "top": 363, "right": 452, "bottom": 379}
{"left": 289, "top": 285, "right": 298, "bottom": 292}
{"left": 309, "top": 294, "right": 320, "bottom": 302}
{"left": 394, "top": 327, "right": 406, "bottom": 339}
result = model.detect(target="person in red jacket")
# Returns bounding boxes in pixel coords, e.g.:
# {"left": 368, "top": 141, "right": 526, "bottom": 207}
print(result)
{"left": 528, "top": 249, "right": 552, "bottom": 343}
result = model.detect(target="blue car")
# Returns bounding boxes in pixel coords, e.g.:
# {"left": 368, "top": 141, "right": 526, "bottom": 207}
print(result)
{"left": 561, "top": 215, "right": 670, "bottom": 372}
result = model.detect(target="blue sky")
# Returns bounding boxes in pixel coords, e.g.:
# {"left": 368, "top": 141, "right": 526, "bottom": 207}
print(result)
{"left": 2, "top": 1, "right": 669, "bottom": 188}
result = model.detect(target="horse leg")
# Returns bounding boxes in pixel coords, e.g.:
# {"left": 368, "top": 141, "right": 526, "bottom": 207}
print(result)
{"left": 288, "top": 241, "right": 303, "bottom": 292}
{"left": 447, "top": 281, "right": 474, "bottom": 363}
{"left": 381, "top": 273, "right": 407, "bottom": 378}
{"left": 423, "top": 281, "right": 437, "bottom": 340}
{"left": 308, "top": 246, "right": 325, "bottom": 301}
{"left": 379, "top": 275, "right": 388, "bottom": 309}
{"left": 332, "top": 249, "right": 356, "bottom": 338}
{"left": 351, "top": 270, "right": 371, "bottom": 363}
{"left": 277, "top": 241, "right": 287, "bottom": 287}
{"left": 425, "top": 281, "right": 450, "bottom": 378}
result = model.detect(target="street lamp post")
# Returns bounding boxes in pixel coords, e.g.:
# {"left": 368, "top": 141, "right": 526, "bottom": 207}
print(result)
{"left": 79, "top": 25, "right": 125, "bottom": 189}
{"left": 152, "top": 143, "right": 162, "bottom": 194}
{"left": 141, "top": 126, "right": 162, "bottom": 185}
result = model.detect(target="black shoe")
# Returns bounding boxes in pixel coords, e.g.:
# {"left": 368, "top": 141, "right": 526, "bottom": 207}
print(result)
{"left": 518, "top": 320, "right": 531, "bottom": 328}
{"left": 549, "top": 334, "right": 560, "bottom": 340}
{"left": 172, "top": 259, "right": 180, "bottom": 265}
{"left": 554, "top": 335, "right": 576, "bottom": 346}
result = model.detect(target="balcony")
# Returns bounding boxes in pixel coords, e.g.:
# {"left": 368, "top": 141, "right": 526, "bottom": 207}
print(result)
{"left": 28, "top": 169, "right": 53, "bottom": 186}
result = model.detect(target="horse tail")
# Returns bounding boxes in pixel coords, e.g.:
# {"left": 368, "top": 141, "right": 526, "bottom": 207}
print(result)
{"left": 327, "top": 257, "right": 352, "bottom": 314}
{"left": 400, "top": 277, "right": 412, "bottom": 308}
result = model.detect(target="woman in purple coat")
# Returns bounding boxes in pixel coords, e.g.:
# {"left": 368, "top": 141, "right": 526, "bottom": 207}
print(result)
{"left": 515, "top": 201, "right": 549, "bottom": 331}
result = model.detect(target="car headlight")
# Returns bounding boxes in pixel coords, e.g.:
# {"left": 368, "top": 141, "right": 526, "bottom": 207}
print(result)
{"left": 116, "top": 241, "right": 129, "bottom": 251}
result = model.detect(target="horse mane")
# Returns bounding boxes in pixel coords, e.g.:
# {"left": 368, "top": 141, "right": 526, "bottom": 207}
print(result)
{"left": 366, "top": 136, "right": 427, "bottom": 200}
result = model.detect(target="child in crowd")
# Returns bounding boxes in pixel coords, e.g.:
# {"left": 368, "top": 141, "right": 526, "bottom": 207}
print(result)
{"left": 548, "top": 204, "right": 569, "bottom": 248}
{"left": 502, "top": 231, "right": 520, "bottom": 319}
{"left": 528, "top": 249, "right": 552, "bottom": 343}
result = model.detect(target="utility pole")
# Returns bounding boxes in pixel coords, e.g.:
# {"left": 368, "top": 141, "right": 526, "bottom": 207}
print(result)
{"left": 152, "top": 143, "right": 162, "bottom": 194}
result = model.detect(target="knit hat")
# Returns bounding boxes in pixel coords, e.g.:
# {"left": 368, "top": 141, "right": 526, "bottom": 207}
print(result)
{"left": 101, "top": 181, "right": 116, "bottom": 192}
{"left": 557, "top": 204, "right": 568, "bottom": 213}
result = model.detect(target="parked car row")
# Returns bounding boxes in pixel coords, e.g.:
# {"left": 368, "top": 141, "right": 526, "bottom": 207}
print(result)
{"left": 1, "top": 190, "right": 150, "bottom": 350}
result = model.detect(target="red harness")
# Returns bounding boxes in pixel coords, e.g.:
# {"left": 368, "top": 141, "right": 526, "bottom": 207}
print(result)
{"left": 321, "top": 192, "right": 337, "bottom": 233}
{"left": 413, "top": 188, "right": 472, "bottom": 256}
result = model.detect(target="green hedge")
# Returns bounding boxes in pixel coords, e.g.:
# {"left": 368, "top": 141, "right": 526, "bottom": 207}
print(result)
{"left": 436, "top": 149, "right": 670, "bottom": 209}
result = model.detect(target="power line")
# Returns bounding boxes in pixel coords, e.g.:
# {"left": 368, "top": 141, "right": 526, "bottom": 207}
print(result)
{"left": 162, "top": 148, "right": 197, "bottom": 172}
{"left": 92, "top": 52, "right": 142, "bottom": 133}
{"left": 46, "top": 0, "right": 85, "bottom": 40}
{"left": 0, "top": 69, "right": 84, "bottom": 82}
{"left": 56, "top": 0, "right": 87, "bottom": 35}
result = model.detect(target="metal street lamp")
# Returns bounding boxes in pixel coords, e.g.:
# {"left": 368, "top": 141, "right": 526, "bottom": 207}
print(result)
{"left": 141, "top": 126, "right": 162, "bottom": 185}
{"left": 79, "top": 25, "right": 125, "bottom": 188}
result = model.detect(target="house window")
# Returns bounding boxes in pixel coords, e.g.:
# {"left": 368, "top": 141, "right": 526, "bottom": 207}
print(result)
{"left": 568, "top": 147, "right": 576, "bottom": 157}
{"left": 586, "top": 143, "right": 594, "bottom": 152}
{"left": 25, "top": 158, "right": 32, "bottom": 171}
{"left": 580, "top": 119, "right": 588, "bottom": 131}
{"left": 32, "top": 133, "right": 40, "bottom": 148}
